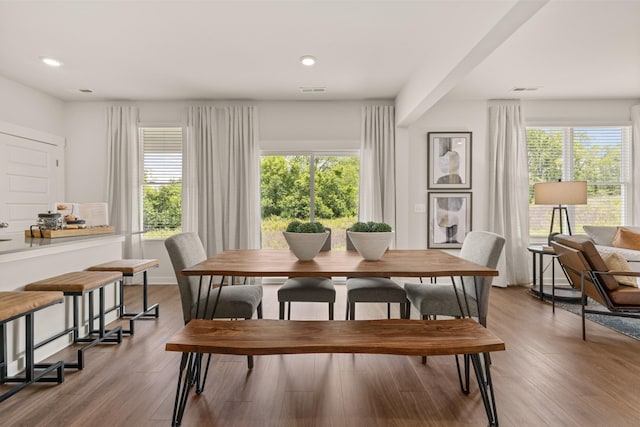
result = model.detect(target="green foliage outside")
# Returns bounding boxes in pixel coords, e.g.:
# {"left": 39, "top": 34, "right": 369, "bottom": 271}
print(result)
{"left": 261, "top": 155, "right": 359, "bottom": 249}
{"left": 143, "top": 182, "right": 182, "bottom": 239}
{"left": 527, "top": 128, "right": 624, "bottom": 237}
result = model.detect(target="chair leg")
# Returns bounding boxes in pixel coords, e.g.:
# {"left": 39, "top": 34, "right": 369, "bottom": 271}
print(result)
{"left": 329, "top": 303, "right": 334, "bottom": 320}
{"left": 345, "top": 302, "right": 349, "bottom": 320}
{"left": 421, "top": 314, "right": 428, "bottom": 364}
{"left": 455, "top": 354, "right": 471, "bottom": 394}
{"left": 349, "top": 303, "right": 355, "bottom": 320}
{"left": 279, "top": 302, "right": 285, "bottom": 320}
{"left": 287, "top": 302, "right": 291, "bottom": 320}
{"left": 257, "top": 301, "right": 263, "bottom": 319}
{"left": 405, "top": 303, "right": 411, "bottom": 319}
{"left": 387, "top": 303, "right": 391, "bottom": 319}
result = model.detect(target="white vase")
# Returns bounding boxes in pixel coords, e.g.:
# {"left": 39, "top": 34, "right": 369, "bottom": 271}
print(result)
{"left": 347, "top": 231, "right": 394, "bottom": 261}
{"left": 283, "top": 231, "right": 329, "bottom": 261}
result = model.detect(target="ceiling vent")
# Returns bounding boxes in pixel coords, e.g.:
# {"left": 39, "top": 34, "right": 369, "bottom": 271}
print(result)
{"left": 511, "top": 87, "right": 540, "bottom": 92}
{"left": 299, "top": 87, "right": 327, "bottom": 93}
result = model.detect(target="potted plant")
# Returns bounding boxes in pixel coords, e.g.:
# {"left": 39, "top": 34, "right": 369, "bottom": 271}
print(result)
{"left": 283, "top": 220, "right": 329, "bottom": 261}
{"left": 347, "top": 221, "right": 394, "bottom": 261}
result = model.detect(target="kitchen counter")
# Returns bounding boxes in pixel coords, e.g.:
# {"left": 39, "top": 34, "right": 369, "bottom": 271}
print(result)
{"left": 0, "top": 232, "right": 124, "bottom": 261}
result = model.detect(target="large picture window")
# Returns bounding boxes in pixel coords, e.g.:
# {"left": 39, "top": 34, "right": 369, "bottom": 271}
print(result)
{"left": 260, "top": 153, "right": 359, "bottom": 249}
{"left": 527, "top": 126, "right": 632, "bottom": 238}
{"left": 140, "top": 127, "right": 183, "bottom": 238}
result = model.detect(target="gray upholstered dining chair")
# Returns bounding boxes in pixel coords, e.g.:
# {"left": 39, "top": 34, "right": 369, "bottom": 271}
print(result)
{"left": 345, "top": 232, "right": 409, "bottom": 320}
{"left": 164, "top": 232, "right": 263, "bottom": 370}
{"left": 404, "top": 230, "right": 504, "bottom": 388}
{"left": 404, "top": 231, "right": 505, "bottom": 326}
{"left": 278, "top": 229, "right": 335, "bottom": 319}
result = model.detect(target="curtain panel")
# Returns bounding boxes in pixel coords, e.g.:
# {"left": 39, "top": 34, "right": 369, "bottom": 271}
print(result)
{"left": 184, "top": 105, "right": 260, "bottom": 257}
{"left": 632, "top": 105, "right": 640, "bottom": 225}
{"left": 106, "top": 106, "right": 142, "bottom": 258}
{"left": 359, "top": 105, "right": 397, "bottom": 233}
{"left": 487, "top": 100, "right": 530, "bottom": 286}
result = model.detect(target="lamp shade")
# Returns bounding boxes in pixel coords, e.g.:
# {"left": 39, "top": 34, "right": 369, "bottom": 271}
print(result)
{"left": 534, "top": 181, "right": 587, "bottom": 205}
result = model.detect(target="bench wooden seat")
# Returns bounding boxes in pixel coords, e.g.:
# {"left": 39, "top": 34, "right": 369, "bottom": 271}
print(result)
{"left": 166, "top": 318, "right": 505, "bottom": 426}
{"left": 1, "top": 291, "right": 65, "bottom": 402}
{"left": 24, "top": 271, "right": 124, "bottom": 370}
{"left": 88, "top": 259, "right": 160, "bottom": 335}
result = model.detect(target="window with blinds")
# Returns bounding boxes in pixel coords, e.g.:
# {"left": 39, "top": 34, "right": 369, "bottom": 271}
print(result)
{"left": 527, "top": 126, "right": 632, "bottom": 239}
{"left": 140, "top": 127, "right": 183, "bottom": 238}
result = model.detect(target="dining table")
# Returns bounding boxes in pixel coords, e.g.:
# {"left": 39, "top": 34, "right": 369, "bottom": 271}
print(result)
{"left": 168, "top": 248, "right": 502, "bottom": 426}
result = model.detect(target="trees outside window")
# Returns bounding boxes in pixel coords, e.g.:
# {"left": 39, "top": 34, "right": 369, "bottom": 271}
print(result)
{"left": 261, "top": 154, "right": 359, "bottom": 249}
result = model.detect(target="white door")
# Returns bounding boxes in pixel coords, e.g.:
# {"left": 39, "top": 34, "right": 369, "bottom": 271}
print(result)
{"left": 0, "top": 131, "right": 64, "bottom": 233}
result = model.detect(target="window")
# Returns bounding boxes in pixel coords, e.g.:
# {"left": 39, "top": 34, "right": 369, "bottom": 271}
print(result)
{"left": 527, "top": 126, "right": 632, "bottom": 238}
{"left": 260, "top": 153, "right": 359, "bottom": 249}
{"left": 140, "top": 127, "right": 183, "bottom": 238}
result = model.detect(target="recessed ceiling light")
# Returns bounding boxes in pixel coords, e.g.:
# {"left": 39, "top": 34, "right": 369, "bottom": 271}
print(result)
{"left": 41, "top": 57, "right": 63, "bottom": 67}
{"left": 79, "top": 89, "right": 93, "bottom": 93}
{"left": 300, "top": 55, "right": 316, "bottom": 66}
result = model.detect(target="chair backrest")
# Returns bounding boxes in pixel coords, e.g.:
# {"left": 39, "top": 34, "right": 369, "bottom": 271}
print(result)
{"left": 164, "top": 232, "right": 207, "bottom": 324}
{"left": 551, "top": 234, "right": 616, "bottom": 306}
{"left": 457, "top": 231, "right": 505, "bottom": 322}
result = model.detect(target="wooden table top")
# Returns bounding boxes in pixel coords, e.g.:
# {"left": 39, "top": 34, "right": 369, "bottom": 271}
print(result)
{"left": 0, "top": 291, "right": 64, "bottom": 323}
{"left": 181, "top": 249, "right": 498, "bottom": 278}
{"left": 165, "top": 318, "right": 506, "bottom": 356}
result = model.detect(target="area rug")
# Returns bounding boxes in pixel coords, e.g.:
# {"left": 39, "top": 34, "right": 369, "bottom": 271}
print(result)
{"left": 547, "top": 296, "right": 640, "bottom": 341}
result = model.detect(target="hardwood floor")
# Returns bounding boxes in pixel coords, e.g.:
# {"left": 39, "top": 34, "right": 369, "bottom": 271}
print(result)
{"left": 2, "top": 283, "right": 640, "bottom": 426}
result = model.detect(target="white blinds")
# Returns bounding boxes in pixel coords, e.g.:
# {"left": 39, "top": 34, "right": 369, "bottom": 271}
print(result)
{"left": 141, "top": 127, "right": 182, "bottom": 186}
{"left": 527, "top": 126, "right": 632, "bottom": 237}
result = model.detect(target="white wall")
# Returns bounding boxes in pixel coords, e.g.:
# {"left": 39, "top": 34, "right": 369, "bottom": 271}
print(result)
{"left": 397, "top": 100, "right": 490, "bottom": 250}
{"left": 0, "top": 75, "right": 65, "bottom": 136}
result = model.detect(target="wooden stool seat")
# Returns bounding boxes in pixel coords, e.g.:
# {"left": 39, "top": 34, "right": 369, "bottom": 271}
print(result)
{"left": 25, "top": 271, "right": 123, "bottom": 294}
{"left": 24, "top": 271, "right": 124, "bottom": 370}
{"left": 1, "top": 291, "right": 65, "bottom": 402}
{"left": 88, "top": 259, "right": 160, "bottom": 335}
{"left": 0, "top": 291, "right": 63, "bottom": 322}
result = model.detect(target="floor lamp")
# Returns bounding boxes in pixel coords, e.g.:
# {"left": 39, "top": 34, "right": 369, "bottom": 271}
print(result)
{"left": 534, "top": 181, "right": 588, "bottom": 241}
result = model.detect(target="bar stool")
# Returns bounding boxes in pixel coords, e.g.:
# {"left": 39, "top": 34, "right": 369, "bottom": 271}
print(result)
{"left": 87, "top": 259, "right": 160, "bottom": 335}
{"left": 24, "top": 271, "right": 124, "bottom": 370}
{"left": 0, "top": 291, "right": 65, "bottom": 402}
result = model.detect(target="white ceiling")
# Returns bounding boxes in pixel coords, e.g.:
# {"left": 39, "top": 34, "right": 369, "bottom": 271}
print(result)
{"left": 0, "top": 0, "right": 638, "bottom": 110}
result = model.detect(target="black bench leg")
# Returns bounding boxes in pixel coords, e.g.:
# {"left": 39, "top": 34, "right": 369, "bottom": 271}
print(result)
{"left": 470, "top": 352, "right": 499, "bottom": 427}
{"left": 172, "top": 352, "right": 198, "bottom": 427}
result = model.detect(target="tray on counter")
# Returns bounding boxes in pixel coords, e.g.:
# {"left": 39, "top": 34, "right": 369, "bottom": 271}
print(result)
{"left": 25, "top": 226, "right": 115, "bottom": 238}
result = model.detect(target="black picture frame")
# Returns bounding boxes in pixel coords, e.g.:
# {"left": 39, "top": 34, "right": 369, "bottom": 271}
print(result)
{"left": 427, "top": 132, "right": 472, "bottom": 190}
{"left": 428, "top": 192, "right": 472, "bottom": 249}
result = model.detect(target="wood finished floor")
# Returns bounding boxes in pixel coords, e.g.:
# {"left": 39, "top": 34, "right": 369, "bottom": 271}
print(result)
{"left": 2, "top": 283, "right": 640, "bottom": 426}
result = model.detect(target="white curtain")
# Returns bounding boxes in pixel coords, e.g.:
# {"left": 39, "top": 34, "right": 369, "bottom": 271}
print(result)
{"left": 184, "top": 105, "right": 260, "bottom": 257}
{"left": 632, "top": 105, "right": 640, "bottom": 225}
{"left": 487, "top": 100, "right": 530, "bottom": 286}
{"left": 359, "top": 105, "right": 396, "bottom": 231}
{"left": 106, "top": 106, "right": 142, "bottom": 258}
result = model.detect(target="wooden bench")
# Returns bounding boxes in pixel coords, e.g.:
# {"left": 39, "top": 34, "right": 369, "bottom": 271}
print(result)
{"left": 24, "top": 271, "right": 124, "bottom": 370}
{"left": 165, "top": 318, "right": 506, "bottom": 426}
{"left": 0, "top": 291, "right": 65, "bottom": 402}
{"left": 88, "top": 259, "right": 160, "bottom": 335}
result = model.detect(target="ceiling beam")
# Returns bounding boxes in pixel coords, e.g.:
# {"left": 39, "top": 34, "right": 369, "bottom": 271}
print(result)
{"left": 395, "top": 0, "right": 549, "bottom": 127}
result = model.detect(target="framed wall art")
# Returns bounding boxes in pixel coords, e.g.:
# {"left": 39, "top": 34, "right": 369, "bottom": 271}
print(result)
{"left": 427, "top": 132, "right": 472, "bottom": 190}
{"left": 428, "top": 192, "right": 472, "bottom": 249}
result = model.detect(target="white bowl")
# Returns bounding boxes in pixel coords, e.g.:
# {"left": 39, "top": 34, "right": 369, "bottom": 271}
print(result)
{"left": 283, "top": 231, "right": 329, "bottom": 261}
{"left": 347, "top": 231, "right": 394, "bottom": 261}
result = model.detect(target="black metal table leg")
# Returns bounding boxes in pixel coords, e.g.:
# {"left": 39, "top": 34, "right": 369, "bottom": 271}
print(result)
{"left": 172, "top": 352, "right": 199, "bottom": 427}
{"left": 470, "top": 352, "right": 499, "bottom": 426}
